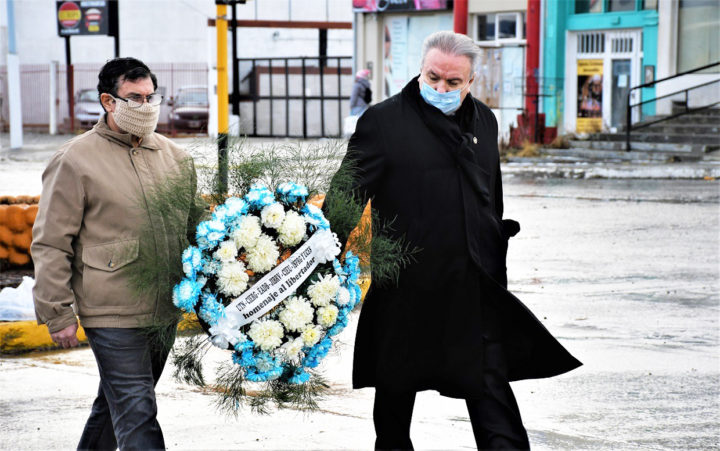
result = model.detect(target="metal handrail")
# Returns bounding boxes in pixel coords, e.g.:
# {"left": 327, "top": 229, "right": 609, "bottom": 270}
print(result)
{"left": 625, "top": 61, "right": 720, "bottom": 151}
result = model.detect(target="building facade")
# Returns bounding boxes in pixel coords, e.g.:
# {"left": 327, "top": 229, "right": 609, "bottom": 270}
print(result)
{"left": 542, "top": 0, "right": 719, "bottom": 135}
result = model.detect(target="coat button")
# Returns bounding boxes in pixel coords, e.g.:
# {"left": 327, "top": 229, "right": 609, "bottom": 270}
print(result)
{"left": 473, "top": 137, "right": 478, "bottom": 144}
{"left": 108, "top": 261, "right": 115, "bottom": 268}
{"left": 132, "top": 149, "right": 138, "bottom": 156}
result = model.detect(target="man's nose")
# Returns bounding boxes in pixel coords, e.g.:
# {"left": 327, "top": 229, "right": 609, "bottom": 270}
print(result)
{"left": 436, "top": 82, "right": 448, "bottom": 93}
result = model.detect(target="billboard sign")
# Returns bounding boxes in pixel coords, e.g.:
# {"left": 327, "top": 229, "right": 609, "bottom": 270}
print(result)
{"left": 57, "top": 1, "right": 110, "bottom": 36}
{"left": 353, "top": 0, "right": 450, "bottom": 13}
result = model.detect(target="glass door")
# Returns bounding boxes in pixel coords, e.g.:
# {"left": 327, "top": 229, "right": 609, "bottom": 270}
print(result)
{"left": 611, "top": 59, "right": 632, "bottom": 129}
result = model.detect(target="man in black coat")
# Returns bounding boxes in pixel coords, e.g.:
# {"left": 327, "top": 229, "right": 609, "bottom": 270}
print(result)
{"left": 331, "top": 31, "right": 581, "bottom": 449}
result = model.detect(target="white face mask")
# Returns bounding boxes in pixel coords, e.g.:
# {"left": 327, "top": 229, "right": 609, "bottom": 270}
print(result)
{"left": 111, "top": 99, "right": 160, "bottom": 138}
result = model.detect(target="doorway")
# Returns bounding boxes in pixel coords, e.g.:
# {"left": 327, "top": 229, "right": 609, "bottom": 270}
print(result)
{"left": 564, "top": 29, "right": 642, "bottom": 133}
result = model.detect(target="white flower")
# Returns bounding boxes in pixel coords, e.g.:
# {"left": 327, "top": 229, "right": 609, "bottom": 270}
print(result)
{"left": 247, "top": 234, "right": 280, "bottom": 273}
{"left": 261, "top": 202, "right": 286, "bottom": 229}
{"left": 217, "top": 261, "right": 249, "bottom": 296}
{"left": 336, "top": 286, "right": 351, "bottom": 306}
{"left": 313, "top": 229, "right": 342, "bottom": 263}
{"left": 278, "top": 296, "right": 314, "bottom": 332}
{"left": 307, "top": 274, "right": 340, "bottom": 307}
{"left": 214, "top": 240, "right": 238, "bottom": 262}
{"left": 301, "top": 325, "right": 323, "bottom": 347}
{"left": 248, "top": 320, "right": 285, "bottom": 351}
{"left": 278, "top": 210, "right": 307, "bottom": 247}
{"left": 317, "top": 305, "right": 339, "bottom": 328}
{"left": 232, "top": 215, "right": 262, "bottom": 250}
{"left": 280, "top": 337, "right": 305, "bottom": 361}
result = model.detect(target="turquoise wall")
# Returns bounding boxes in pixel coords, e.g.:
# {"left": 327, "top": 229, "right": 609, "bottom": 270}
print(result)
{"left": 542, "top": 2, "right": 659, "bottom": 127}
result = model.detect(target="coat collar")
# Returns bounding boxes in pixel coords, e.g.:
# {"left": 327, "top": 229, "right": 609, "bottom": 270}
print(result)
{"left": 402, "top": 75, "right": 490, "bottom": 203}
{"left": 92, "top": 115, "right": 161, "bottom": 150}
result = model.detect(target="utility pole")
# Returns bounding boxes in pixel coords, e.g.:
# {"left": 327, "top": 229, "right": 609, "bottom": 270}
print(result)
{"left": 216, "top": 1, "right": 229, "bottom": 195}
{"left": 6, "top": 0, "right": 23, "bottom": 149}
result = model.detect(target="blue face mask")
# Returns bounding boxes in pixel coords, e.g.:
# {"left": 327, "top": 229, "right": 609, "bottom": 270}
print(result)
{"left": 419, "top": 79, "right": 470, "bottom": 115}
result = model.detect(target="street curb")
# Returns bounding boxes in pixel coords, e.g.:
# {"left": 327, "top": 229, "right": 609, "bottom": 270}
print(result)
{"left": 0, "top": 320, "right": 88, "bottom": 353}
{"left": 0, "top": 314, "right": 201, "bottom": 354}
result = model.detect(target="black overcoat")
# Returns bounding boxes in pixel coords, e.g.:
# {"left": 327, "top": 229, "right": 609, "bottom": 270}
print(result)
{"left": 337, "top": 77, "right": 581, "bottom": 398}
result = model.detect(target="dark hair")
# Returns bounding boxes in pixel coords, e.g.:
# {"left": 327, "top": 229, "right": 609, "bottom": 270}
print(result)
{"left": 97, "top": 57, "right": 158, "bottom": 107}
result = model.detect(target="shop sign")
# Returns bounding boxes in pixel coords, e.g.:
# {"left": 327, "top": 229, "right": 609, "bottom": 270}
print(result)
{"left": 353, "top": 0, "right": 450, "bottom": 13}
{"left": 57, "top": 1, "right": 110, "bottom": 36}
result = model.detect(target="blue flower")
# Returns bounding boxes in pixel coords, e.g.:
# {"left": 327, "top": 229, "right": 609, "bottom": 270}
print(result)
{"left": 196, "top": 219, "right": 226, "bottom": 249}
{"left": 245, "top": 184, "right": 275, "bottom": 210}
{"left": 232, "top": 341, "right": 257, "bottom": 367}
{"left": 212, "top": 205, "right": 229, "bottom": 223}
{"left": 276, "top": 182, "right": 309, "bottom": 204}
{"left": 333, "top": 258, "right": 347, "bottom": 282}
{"left": 288, "top": 367, "right": 310, "bottom": 384}
{"left": 181, "top": 246, "right": 203, "bottom": 278}
{"left": 201, "top": 258, "right": 221, "bottom": 276}
{"left": 245, "top": 353, "right": 283, "bottom": 382}
{"left": 301, "top": 204, "right": 330, "bottom": 231}
{"left": 172, "top": 278, "right": 202, "bottom": 313}
{"left": 327, "top": 315, "right": 349, "bottom": 336}
{"left": 222, "top": 197, "right": 249, "bottom": 229}
{"left": 224, "top": 197, "right": 249, "bottom": 216}
{"left": 343, "top": 251, "right": 361, "bottom": 285}
{"left": 302, "top": 336, "right": 333, "bottom": 368}
{"left": 198, "top": 292, "right": 226, "bottom": 325}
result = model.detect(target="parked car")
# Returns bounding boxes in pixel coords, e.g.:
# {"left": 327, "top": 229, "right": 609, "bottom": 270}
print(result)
{"left": 74, "top": 89, "right": 104, "bottom": 128}
{"left": 168, "top": 86, "right": 209, "bottom": 132}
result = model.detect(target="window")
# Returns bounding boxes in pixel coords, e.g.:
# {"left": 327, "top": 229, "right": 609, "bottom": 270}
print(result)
{"left": 677, "top": 0, "right": 720, "bottom": 73}
{"left": 575, "top": 0, "right": 603, "bottom": 14}
{"left": 608, "top": 0, "right": 636, "bottom": 12}
{"left": 643, "top": 0, "right": 658, "bottom": 10}
{"left": 476, "top": 12, "right": 524, "bottom": 42}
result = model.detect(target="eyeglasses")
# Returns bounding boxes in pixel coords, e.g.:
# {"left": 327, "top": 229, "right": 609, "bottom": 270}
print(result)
{"left": 110, "top": 93, "right": 163, "bottom": 108}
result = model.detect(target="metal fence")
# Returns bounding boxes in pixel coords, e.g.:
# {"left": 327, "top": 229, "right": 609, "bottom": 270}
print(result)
{"left": 236, "top": 56, "right": 353, "bottom": 138}
{"left": 0, "top": 63, "right": 208, "bottom": 134}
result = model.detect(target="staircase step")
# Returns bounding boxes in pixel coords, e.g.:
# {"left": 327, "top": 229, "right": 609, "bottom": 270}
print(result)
{"left": 671, "top": 106, "right": 720, "bottom": 116}
{"left": 644, "top": 124, "right": 720, "bottom": 135}
{"left": 651, "top": 115, "right": 720, "bottom": 125}
{"left": 540, "top": 147, "right": 673, "bottom": 162}
{"left": 569, "top": 139, "right": 707, "bottom": 156}
{"left": 588, "top": 132, "right": 720, "bottom": 145}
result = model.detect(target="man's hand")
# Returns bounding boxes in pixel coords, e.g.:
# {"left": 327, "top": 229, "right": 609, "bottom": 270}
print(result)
{"left": 50, "top": 323, "right": 80, "bottom": 348}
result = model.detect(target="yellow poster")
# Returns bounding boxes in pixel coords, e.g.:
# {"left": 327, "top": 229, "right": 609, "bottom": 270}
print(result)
{"left": 577, "top": 59, "right": 603, "bottom": 133}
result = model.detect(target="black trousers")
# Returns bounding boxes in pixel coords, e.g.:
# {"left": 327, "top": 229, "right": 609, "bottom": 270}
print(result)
{"left": 77, "top": 327, "right": 175, "bottom": 451}
{"left": 373, "top": 343, "right": 530, "bottom": 450}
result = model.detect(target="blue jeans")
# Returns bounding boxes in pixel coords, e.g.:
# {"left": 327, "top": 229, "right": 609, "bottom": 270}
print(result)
{"left": 78, "top": 327, "right": 175, "bottom": 451}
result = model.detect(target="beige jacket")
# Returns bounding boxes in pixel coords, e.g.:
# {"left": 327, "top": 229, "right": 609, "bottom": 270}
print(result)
{"left": 32, "top": 118, "right": 194, "bottom": 333}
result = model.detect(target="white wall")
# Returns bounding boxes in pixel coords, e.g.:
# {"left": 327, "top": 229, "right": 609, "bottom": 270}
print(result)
{"left": 468, "top": 0, "right": 526, "bottom": 14}
{"left": 7, "top": 0, "right": 353, "bottom": 65}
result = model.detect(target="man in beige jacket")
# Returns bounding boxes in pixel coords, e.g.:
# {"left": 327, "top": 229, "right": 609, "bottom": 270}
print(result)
{"left": 32, "top": 57, "right": 195, "bottom": 450}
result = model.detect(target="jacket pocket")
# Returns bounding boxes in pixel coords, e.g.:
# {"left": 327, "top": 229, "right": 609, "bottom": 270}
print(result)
{"left": 82, "top": 238, "right": 139, "bottom": 272}
{"left": 80, "top": 238, "right": 144, "bottom": 312}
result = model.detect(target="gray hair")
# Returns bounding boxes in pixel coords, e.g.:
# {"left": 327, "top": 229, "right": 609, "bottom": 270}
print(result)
{"left": 420, "top": 31, "right": 480, "bottom": 75}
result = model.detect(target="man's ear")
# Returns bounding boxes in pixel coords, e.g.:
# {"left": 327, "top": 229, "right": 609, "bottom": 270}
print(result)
{"left": 100, "top": 93, "right": 115, "bottom": 113}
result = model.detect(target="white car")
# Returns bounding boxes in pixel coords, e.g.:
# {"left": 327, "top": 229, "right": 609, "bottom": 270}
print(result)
{"left": 74, "top": 89, "right": 104, "bottom": 128}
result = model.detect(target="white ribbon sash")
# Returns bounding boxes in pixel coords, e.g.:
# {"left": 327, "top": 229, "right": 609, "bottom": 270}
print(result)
{"left": 224, "top": 230, "right": 339, "bottom": 328}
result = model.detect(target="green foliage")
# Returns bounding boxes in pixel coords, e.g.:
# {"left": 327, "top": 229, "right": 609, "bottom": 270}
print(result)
{"left": 171, "top": 334, "right": 209, "bottom": 387}
{"left": 213, "top": 363, "right": 247, "bottom": 416}
{"left": 127, "top": 156, "right": 209, "bottom": 310}
{"left": 212, "top": 362, "right": 329, "bottom": 416}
